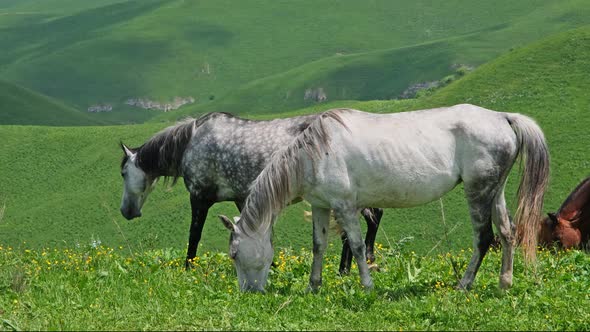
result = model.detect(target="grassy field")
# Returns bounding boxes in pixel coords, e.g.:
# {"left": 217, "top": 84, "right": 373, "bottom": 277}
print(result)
{"left": 2, "top": 6, "right": 590, "bottom": 330}
{"left": 2, "top": 26, "right": 590, "bottom": 257}
{"left": 2, "top": 0, "right": 590, "bottom": 124}
{"left": 1, "top": 244, "right": 589, "bottom": 330}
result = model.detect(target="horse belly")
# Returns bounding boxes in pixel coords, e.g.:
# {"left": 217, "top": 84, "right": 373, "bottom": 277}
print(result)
{"left": 342, "top": 134, "right": 461, "bottom": 208}
{"left": 354, "top": 172, "right": 460, "bottom": 208}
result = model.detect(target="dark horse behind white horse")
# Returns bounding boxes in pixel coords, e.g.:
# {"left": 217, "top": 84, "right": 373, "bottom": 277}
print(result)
{"left": 220, "top": 104, "right": 550, "bottom": 292}
{"left": 119, "top": 112, "right": 382, "bottom": 272}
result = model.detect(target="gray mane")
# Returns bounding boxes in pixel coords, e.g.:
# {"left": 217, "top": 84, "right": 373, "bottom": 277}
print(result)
{"left": 239, "top": 109, "right": 349, "bottom": 236}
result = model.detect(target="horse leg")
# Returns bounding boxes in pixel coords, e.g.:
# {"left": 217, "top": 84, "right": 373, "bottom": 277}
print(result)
{"left": 458, "top": 187, "right": 495, "bottom": 289}
{"left": 338, "top": 232, "right": 353, "bottom": 275}
{"left": 185, "top": 195, "right": 213, "bottom": 269}
{"left": 339, "top": 208, "right": 383, "bottom": 275}
{"left": 308, "top": 206, "right": 331, "bottom": 292}
{"left": 363, "top": 207, "right": 383, "bottom": 264}
{"left": 335, "top": 208, "right": 374, "bottom": 290}
{"left": 491, "top": 188, "right": 515, "bottom": 289}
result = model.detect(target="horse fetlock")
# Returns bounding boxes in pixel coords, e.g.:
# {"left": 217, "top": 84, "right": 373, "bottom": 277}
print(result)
{"left": 456, "top": 278, "right": 473, "bottom": 291}
{"left": 338, "top": 266, "right": 350, "bottom": 276}
{"left": 306, "top": 281, "right": 322, "bottom": 294}
{"left": 309, "top": 275, "right": 322, "bottom": 287}
{"left": 499, "top": 274, "right": 513, "bottom": 289}
{"left": 361, "top": 277, "right": 374, "bottom": 291}
{"left": 365, "top": 249, "right": 375, "bottom": 264}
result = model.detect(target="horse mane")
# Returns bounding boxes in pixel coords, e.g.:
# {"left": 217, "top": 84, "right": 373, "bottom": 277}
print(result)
{"left": 125, "top": 112, "right": 236, "bottom": 183}
{"left": 239, "top": 109, "right": 349, "bottom": 237}
{"left": 558, "top": 176, "right": 590, "bottom": 221}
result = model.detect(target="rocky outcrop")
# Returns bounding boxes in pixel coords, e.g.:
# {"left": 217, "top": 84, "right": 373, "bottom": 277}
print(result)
{"left": 304, "top": 87, "right": 327, "bottom": 102}
{"left": 399, "top": 81, "right": 440, "bottom": 99}
{"left": 87, "top": 104, "right": 113, "bottom": 112}
{"left": 125, "top": 97, "right": 195, "bottom": 112}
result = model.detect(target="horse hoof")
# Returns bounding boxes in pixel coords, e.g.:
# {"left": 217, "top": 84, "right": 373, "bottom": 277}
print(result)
{"left": 306, "top": 284, "right": 321, "bottom": 294}
{"left": 361, "top": 284, "right": 374, "bottom": 292}
{"left": 368, "top": 263, "right": 380, "bottom": 272}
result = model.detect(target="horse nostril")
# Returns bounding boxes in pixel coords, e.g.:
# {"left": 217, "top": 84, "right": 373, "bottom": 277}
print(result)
{"left": 120, "top": 207, "right": 139, "bottom": 220}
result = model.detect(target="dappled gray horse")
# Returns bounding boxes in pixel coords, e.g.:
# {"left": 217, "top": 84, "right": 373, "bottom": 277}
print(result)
{"left": 220, "top": 105, "right": 549, "bottom": 292}
{"left": 119, "top": 112, "right": 382, "bottom": 271}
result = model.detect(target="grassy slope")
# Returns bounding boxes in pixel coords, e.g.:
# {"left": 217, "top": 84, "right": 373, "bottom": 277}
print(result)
{"left": 2, "top": 26, "right": 590, "bottom": 256}
{"left": 3, "top": 0, "right": 588, "bottom": 124}
{"left": 0, "top": 80, "right": 105, "bottom": 126}
{"left": 154, "top": 0, "right": 590, "bottom": 121}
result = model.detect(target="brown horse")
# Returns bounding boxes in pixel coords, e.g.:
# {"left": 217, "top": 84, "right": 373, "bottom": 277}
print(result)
{"left": 539, "top": 176, "right": 590, "bottom": 249}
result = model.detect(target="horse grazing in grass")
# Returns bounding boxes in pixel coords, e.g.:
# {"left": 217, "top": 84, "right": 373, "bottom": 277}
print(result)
{"left": 119, "top": 112, "right": 382, "bottom": 272}
{"left": 539, "top": 176, "right": 590, "bottom": 249}
{"left": 219, "top": 104, "right": 550, "bottom": 292}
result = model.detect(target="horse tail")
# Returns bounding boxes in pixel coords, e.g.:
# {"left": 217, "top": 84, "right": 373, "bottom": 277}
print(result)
{"left": 506, "top": 113, "right": 550, "bottom": 262}
{"left": 240, "top": 109, "right": 349, "bottom": 236}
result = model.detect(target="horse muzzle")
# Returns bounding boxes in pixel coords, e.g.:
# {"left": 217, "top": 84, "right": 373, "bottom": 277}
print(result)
{"left": 120, "top": 207, "right": 142, "bottom": 220}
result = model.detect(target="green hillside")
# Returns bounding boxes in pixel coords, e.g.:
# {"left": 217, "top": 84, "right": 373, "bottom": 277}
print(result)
{"left": 0, "top": 80, "right": 104, "bottom": 126}
{"left": 155, "top": 0, "right": 590, "bottom": 121}
{"left": 2, "top": 0, "right": 590, "bottom": 125}
{"left": 2, "top": 26, "right": 590, "bottom": 255}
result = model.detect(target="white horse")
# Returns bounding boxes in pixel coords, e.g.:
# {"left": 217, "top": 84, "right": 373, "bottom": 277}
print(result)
{"left": 219, "top": 104, "right": 550, "bottom": 292}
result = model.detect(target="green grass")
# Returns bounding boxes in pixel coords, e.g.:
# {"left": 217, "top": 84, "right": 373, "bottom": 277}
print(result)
{"left": 2, "top": 26, "right": 590, "bottom": 256}
{"left": 0, "top": 80, "right": 105, "bottom": 126}
{"left": 1, "top": 245, "right": 589, "bottom": 330}
{"left": 2, "top": 0, "right": 590, "bottom": 125}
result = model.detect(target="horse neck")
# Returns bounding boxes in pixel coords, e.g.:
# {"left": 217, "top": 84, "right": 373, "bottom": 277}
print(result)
{"left": 240, "top": 148, "right": 303, "bottom": 237}
{"left": 136, "top": 120, "right": 194, "bottom": 178}
{"left": 559, "top": 177, "right": 590, "bottom": 220}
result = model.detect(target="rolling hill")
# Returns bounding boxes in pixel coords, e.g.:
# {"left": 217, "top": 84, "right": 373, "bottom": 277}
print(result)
{"left": 155, "top": 0, "right": 590, "bottom": 121}
{"left": 0, "top": 80, "right": 105, "bottom": 126}
{"left": 1, "top": 26, "right": 590, "bottom": 255}
{"left": 2, "top": 0, "right": 590, "bottom": 125}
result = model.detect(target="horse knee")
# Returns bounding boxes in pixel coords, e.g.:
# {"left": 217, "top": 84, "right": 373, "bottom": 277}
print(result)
{"left": 313, "top": 242, "right": 327, "bottom": 255}
{"left": 349, "top": 241, "right": 366, "bottom": 257}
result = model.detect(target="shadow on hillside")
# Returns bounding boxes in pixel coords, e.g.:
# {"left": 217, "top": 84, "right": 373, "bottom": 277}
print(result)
{"left": 0, "top": 1, "right": 164, "bottom": 64}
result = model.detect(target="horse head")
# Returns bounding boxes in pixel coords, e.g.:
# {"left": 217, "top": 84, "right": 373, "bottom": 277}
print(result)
{"left": 538, "top": 212, "right": 582, "bottom": 249}
{"left": 219, "top": 215, "right": 273, "bottom": 293}
{"left": 119, "top": 143, "right": 158, "bottom": 220}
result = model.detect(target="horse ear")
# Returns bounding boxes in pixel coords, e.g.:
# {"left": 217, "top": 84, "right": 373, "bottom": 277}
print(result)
{"left": 219, "top": 215, "right": 236, "bottom": 232}
{"left": 120, "top": 142, "right": 135, "bottom": 157}
{"left": 546, "top": 212, "right": 558, "bottom": 226}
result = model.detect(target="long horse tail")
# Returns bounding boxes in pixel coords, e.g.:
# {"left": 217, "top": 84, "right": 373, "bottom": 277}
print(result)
{"left": 240, "top": 109, "right": 349, "bottom": 236}
{"left": 505, "top": 113, "right": 550, "bottom": 262}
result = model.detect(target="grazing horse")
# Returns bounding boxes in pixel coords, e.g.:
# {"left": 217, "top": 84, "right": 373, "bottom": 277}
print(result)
{"left": 539, "top": 176, "right": 590, "bottom": 249}
{"left": 219, "top": 104, "right": 550, "bottom": 292}
{"left": 119, "top": 112, "right": 382, "bottom": 272}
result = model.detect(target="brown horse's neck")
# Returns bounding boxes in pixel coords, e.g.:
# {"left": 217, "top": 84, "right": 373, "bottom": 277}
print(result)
{"left": 558, "top": 177, "right": 590, "bottom": 220}
{"left": 558, "top": 176, "right": 590, "bottom": 244}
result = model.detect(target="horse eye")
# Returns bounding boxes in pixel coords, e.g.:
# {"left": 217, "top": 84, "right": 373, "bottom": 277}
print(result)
{"left": 121, "top": 172, "right": 125, "bottom": 178}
